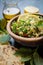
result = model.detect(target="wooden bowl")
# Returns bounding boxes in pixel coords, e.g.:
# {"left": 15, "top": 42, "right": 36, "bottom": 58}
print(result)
{"left": 7, "top": 15, "right": 43, "bottom": 47}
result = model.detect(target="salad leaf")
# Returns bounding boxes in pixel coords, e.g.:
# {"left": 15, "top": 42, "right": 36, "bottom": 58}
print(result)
{"left": 14, "top": 46, "right": 43, "bottom": 65}
{"left": 33, "top": 52, "right": 43, "bottom": 65}
{"left": 15, "top": 48, "right": 35, "bottom": 56}
{"left": 21, "top": 56, "right": 31, "bottom": 62}
{"left": 0, "top": 18, "right": 11, "bottom": 45}
{"left": 14, "top": 48, "right": 36, "bottom": 62}
{"left": 30, "top": 55, "right": 35, "bottom": 65}
{"left": 37, "top": 20, "right": 43, "bottom": 26}
{"left": 0, "top": 34, "right": 11, "bottom": 44}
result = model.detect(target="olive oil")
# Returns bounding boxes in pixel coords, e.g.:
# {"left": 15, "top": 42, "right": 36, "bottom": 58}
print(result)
{"left": 3, "top": 8, "right": 20, "bottom": 20}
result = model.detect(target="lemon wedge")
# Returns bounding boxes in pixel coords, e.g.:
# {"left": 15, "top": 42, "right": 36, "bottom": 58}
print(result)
{"left": 24, "top": 6, "right": 39, "bottom": 14}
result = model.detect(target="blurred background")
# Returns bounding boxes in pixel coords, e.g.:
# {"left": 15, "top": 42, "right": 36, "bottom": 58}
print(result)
{"left": 0, "top": 0, "right": 43, "bottom": 18}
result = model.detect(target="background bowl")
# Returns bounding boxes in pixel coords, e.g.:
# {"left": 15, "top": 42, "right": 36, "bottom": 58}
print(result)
{"left": 7, "top": 15, "right": 43, "bottom": 47}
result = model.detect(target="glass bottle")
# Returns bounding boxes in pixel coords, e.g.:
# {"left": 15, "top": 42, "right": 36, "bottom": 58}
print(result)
{"left": 2, "top": 0, "right": 20, "bottom": 21}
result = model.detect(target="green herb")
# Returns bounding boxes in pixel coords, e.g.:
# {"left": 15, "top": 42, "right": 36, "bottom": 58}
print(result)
{"left": 0, "top": 18, "right": 11, "bottom": 44}
{"left": 30, "top": 55, "right": 35, "bottom": 65}
{"left": 0, "top": 34, "right": 10, "bottom": 44}
{"left": 33, "top": 52, "right": 43, "bottom": 65}
{"left": 14, "top": 48, "right": 37, "bottom": 63}
{"left": 14, "top": 47, "right": 43, "bottom": 65}
{"left": 0, "top": 19, "right": 7, "bottom": 29}
{"left": 20, "top": 20, "right": 25, "bottom": 22}
{"left": 37, "top": 20, "right": 43, "bottom": 26}
{"left": 0, "top": 18, "right": 7, "bottom": 34}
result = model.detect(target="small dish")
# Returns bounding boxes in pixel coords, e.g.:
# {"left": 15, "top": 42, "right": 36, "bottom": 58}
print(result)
{"left": 7, "top": 15, "right": 43, "bottom": 47}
